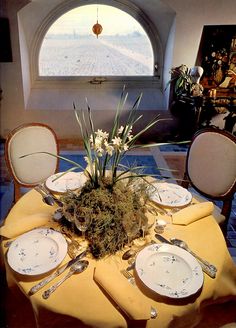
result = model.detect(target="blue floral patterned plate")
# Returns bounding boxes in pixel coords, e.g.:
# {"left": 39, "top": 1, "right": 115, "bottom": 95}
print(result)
{"left": 7, "top": 228, "right": 68, "bottom": 276}
{"left": 45, "top": 171, "right": 87, "bottom": 193}
{"left": 135, "top": 243, "right": 203, "bottom": 298}
{"left": 148, "top": 182, "right": 192, "bottom": 208}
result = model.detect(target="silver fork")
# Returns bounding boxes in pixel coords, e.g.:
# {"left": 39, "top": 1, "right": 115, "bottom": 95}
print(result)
{"left": 121, "top": 269, "right": 158, "bottom": 319}
{"left": 121, "top": 269, "right": 136, "bottom": 285}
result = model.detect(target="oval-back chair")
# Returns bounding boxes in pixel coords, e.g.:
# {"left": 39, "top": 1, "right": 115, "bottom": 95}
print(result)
{"left": 181, "top": 127, "right": 236, "bottom": 235}
{"left": 4, "top": 123, "right": 59, "bottom": 203}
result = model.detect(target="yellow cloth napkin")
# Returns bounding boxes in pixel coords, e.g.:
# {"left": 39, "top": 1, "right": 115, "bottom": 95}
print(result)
{"left": 0, "top": 213, "right": 52, "bottom": 238}
{"left": 172, "top": 201, "right": 214, "bottom": 225}
{"left": 94, "top": 262, "right": 152, "bottom": 320}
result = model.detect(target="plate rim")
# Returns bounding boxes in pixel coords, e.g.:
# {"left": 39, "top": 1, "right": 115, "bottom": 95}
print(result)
{"left": 135, "top": 243, "right": 204, "bottom": 298}
{"left": 45, "top": 171, "right": 87, "bottom": 193}
{"left": 148, "top": 182, "right": 192, "bottom": 208}
{"left": 7, "top": 228, "right": 68, "bottom": 276}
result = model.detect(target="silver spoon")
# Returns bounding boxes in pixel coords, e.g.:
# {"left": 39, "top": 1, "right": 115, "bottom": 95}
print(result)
{"left": 122, "top": 239, "right": 156, "bottom": 261}
{"left": 170, "top": 238, "right": 217, "bottom": 272}
{"left": 150, "top": 306, "right": 158, "bottom": 319}
{"left": 42, "top": 260, "right": 89, "bottom": 299}
{"left": 39, "top": 184, "right": 64, "bottom": 207}
{"left": 43, "top": 195, "right": 55, "bottom": 206}
{"left": 34, "top": 186, "right": 55, "bottom": 206}
{"left": 122, "top": 248, "right": 137, "bottom": 260}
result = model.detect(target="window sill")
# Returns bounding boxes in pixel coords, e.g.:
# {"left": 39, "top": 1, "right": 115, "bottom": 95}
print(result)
{"left": 26, "top": 79, "right": 165, "bottom": 111}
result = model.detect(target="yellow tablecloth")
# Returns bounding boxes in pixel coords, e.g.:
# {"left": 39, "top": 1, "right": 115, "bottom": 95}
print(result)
{"left": 1, "top": 189, "right": 236, "bottom": 328}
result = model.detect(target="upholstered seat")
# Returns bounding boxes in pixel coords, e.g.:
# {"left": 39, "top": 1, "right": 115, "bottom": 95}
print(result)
{"left": 182, "top": 127, "right": 236, "bottom": 235}
{"left": 5, "top": 123, "right": 59, "bottom": 203}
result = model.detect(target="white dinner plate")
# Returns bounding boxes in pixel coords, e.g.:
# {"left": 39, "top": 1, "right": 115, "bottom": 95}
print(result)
{"left": 7, "top": 228, "right": 68, "bottom": 276}
{"left": 45, "top": 171, "right": 87, "bottom": 193}
{"left": 135, "top": 243, "right": 203, "bottom": 298}
{"left": 148, "top": 182, "right": 192, "bottom": 207}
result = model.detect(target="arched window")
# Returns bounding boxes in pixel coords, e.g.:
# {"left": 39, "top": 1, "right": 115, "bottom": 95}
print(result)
{"left": 19, "top": 0, "right": 169, "bottom": 111}
{"left": 39, "top": 4, "right": 155, "bottom": 77}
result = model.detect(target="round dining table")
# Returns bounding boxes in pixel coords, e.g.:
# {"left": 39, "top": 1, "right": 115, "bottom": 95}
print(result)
{"left": 1, "top": 188, "right": 236, "bottom": 328}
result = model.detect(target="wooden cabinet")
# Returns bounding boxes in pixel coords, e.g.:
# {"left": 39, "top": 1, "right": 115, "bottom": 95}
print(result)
{"left": 175, "top": 93, "right": 236, "bottom": 134}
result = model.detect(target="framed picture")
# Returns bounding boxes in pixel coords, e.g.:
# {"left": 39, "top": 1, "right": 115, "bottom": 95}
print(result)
{"left": 196, "top": 25, "right": 236, "bottom": 92}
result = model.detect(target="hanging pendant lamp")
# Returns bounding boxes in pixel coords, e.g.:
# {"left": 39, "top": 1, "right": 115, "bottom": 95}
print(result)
{"left": 92, "top": 21, "right": 103, "bottom": 38}
{"left": 92, "top": 6, "right": 103, "bottom": 38}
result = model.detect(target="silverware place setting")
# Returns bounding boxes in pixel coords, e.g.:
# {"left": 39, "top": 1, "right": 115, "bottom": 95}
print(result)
{"left": 155, "top": 233, "right": 217, "bottom": 278}
{"left": 42, "top": 260, "right": 89, "bottom": 299}
{"left": 28, "top": 249, "right": 88, "bottom": 296}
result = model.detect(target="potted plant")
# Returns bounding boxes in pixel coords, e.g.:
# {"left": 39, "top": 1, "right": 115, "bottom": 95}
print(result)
{"left": 167, "top": 65, "right": 204, "bottom": 139}
{"left": 21, "top": 87, "right": 184, "bottom": 258}
{"left": 168, "top": 64, "right": 193, "bottom": 97}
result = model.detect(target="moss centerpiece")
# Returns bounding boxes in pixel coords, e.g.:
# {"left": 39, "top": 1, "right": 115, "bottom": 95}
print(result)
{"left": 22, "top": 87, "right": 177, "bottom": 258}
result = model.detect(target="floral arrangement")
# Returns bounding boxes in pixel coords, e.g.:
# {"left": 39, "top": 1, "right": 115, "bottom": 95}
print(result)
{"left": 167, "top": 64, "right": 193, "bottom": 97}
{"left": 21, "top": 87, "right": 179, "bottom": 258}
{"left": 167, "top": 64, "right": 204, "bottom": 97}
{"left": 56, "top": 87, "right": 172, "bottom": 258}
{"left": 70, "top": 87, "right": 167, "bottom": 188}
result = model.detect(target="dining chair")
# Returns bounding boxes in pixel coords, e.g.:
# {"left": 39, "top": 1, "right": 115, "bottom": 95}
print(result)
{"left": 4, "top": 123, "right": 59, "bottom": 203}
{"left": 181, "top": 127, "right": 236, "bottom": 235}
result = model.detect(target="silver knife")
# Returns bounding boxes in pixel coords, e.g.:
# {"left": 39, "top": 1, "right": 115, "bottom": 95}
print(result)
{"left": 154, "top": 234, "right": 172, "bottom": 245}
{"left": 155, "top": 234, "right": 216, "bottom": 279}
{"left": 28, "top": 249, "right": 88, "bottom": 296}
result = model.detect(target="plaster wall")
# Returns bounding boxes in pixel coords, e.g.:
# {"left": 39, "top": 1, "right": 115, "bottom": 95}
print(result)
{"left": 165, "top": 0, "right": 236, "bottom": 68}
{"left": 0, "top": 0, "right": 235, "bottom": 140}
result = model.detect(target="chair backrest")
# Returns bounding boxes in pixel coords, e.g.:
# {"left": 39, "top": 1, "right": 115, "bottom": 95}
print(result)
{"left": 182, "top": 127, "right": 236, "bottom": 234}
{"left": 185, "top": 128, "right": 236, "bottom": 199}
{"left": 5, "top": 123, "right": 59, "bottom": 202}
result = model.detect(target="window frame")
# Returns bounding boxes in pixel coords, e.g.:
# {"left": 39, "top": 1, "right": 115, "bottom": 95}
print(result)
{"left": 30, "top": 0, "right": 163, "bottom": 88}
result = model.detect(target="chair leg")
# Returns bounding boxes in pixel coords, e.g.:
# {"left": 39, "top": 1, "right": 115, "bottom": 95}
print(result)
{"left": 220, "top": 199, "right": 233, "bottom": 237}
{"left": 181, "top": 172, "right": 190, "bottom": 189}
{"left": 220, "top": 221, "right": 228, "bottom": 238}
{"left": 14, "top": 183, "right": 21, "bottom": 203}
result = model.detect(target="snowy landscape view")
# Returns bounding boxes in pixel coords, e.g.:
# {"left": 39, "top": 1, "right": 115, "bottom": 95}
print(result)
{"left": 39, "top": 33, "right": 154, "bottom": 76}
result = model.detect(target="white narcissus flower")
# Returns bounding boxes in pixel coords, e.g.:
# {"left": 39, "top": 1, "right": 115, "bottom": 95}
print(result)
{"left": 94, "top": 136, "right": 103, "bottom": 148}
{"left": 96, "top": 147, "right": 104, "bottom": 157}
{"left": 123, "top": 144, "right": 129, "bottom": 151}
{"left": 104, "top": 141, "right": 114, "bottom": 156}
{"left": 95, "top": 129, "right": 109, "bottom": 139}
{"left": 128, "top": 135, "right": 133, "bottom": 142}
{"left": 112, "top": 136, "right": 122, "bottom": 147}
{"left": 121, "top": 126, "right": 133, "bottom": 142}
{"left": 118, "top": 126, "right": 124, "bottom": 135}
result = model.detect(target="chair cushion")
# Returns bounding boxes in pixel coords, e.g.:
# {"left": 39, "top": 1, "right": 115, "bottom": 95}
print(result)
{"left": 188, "top": 132, "right": 236, "bottom": 197}
{"left": 8, "top": 126, "right": 58, "bottom": 185}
